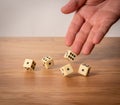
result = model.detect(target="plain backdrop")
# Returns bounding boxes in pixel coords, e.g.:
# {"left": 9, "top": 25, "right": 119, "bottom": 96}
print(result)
{"left": 0, "top": 0, "right": 119, "bottom": 37}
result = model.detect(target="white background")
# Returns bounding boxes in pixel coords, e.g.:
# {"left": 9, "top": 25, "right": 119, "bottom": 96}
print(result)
{"left": 0, "top": 0, "right": 119, "bottom": 37}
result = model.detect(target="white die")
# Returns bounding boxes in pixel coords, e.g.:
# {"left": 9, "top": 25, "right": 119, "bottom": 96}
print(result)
{"left": 64, "top": 50, "right": 77, "bottom": 61}
{"left": 23, "top": 59, "right": 36, "bottom": 70}
{"left": 60, "top": 64, "right": 74, "bottom": 76}
{"left": 41, "top": 56, "right": 54, "bottom": 69}
{"left": 78, "top": 64, "right": 91, "bottom": 76}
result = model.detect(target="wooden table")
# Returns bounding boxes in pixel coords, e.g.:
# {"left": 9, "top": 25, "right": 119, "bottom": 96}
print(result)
{"left": 0, "top": 37, "right": 120, "bottom": 105}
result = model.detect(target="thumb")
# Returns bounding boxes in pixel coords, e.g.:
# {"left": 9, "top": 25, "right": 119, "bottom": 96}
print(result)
{"left": 61, "top": 0, "right": 86, "bottom": 14}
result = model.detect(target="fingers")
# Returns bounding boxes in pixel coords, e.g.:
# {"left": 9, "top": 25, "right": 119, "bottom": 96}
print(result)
{"left": 80, "top": 19, "right": 116, "bottom": 54}
{"left": 81, "top": 27, "right": 95, "bottom": 55}
{"left": 82, "top": 41, "right": 95, "bottom": 55}
{"left": 65, "top": 13, "right": 85, "bottom": 46}
{"left": 93, "top": 21, "right": 114, "bottom": 44}
{"left": 80, "top": 22, "right": 109, "bottom": 55}
{"left": 71, "top": 22, "right": 92, "bottom": 55}
{"left": 61, "top": 0, "right": 86, "bottom": 14}
{"left": 71, "top": 20, "right": 112, "bottom": 55}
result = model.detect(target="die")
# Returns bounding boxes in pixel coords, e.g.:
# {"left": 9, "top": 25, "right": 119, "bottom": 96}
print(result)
{"left": 41, "top": 56, "right": 54, "bottom": 69}
{"left": 64, "top": 50, "right": 77, "bottom": 61}
{"left": 60, "top": 64, "right": 74, "bottom": 76}
{"left": 23, "top": 59, "right": 36, "bottom": 70}
{"left": 78, "top": 64, "right": 91, "bottom": 76}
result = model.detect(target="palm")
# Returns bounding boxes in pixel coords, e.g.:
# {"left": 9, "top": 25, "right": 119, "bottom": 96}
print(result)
{"left": 62, "top": 0, "right": 120, "bottom": 55}
{"left": 79, "top": 3, "right": 117, "bottom": 30}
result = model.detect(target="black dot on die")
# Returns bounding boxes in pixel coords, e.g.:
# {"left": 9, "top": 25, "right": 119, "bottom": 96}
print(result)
{"left": 82, "top": 69, "right": 84, "bottom": 71}
{"left": 47, "top": 57, "right": 51, "bottom": 59}
{"left": 27, "top": 62, "right": 29, "bottom": 64}
{"left": 67, "top": 68, "right": 70, "bottom": 71}
{"left": 49, "top": 62, "right": 51, "bottom": 65}
{"left": 43, "top": 58, "right": 46, "bottom": 60}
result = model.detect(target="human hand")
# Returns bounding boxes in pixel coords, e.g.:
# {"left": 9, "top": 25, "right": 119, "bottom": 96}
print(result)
{"left": 61, "top": 0, "right": 120, "bottom": 55}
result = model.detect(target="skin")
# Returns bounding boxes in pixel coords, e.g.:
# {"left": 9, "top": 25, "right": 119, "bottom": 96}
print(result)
{"left": 61, "top": 0, "right": 120, "bottom": 55}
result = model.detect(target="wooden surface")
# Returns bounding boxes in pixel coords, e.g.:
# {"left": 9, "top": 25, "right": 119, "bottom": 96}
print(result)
{"left": 0, "top": 37, "right": 120, "bottom": 105}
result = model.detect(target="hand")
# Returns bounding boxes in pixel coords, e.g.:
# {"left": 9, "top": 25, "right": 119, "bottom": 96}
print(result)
{"left": 61, "top": 0, "right": 120, "bottom": 55}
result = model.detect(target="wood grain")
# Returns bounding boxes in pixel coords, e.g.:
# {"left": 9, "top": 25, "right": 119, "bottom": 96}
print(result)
{"left": 0, "top": 37, "right": 120, "bottom": 105}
